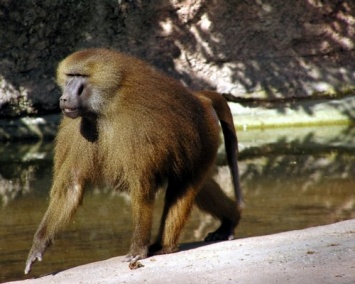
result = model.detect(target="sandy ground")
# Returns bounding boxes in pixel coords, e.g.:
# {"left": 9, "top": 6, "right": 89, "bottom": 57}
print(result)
{"left": 7, "top": 219, "right": 355, "bottom": 284}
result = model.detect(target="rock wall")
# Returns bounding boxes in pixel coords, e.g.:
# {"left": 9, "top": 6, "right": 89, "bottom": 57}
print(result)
{"left": 0, "top": 0, "right": 354, "bottom": 116}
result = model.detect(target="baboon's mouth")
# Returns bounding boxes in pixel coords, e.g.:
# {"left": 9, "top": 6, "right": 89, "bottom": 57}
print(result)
{"left": 63, "top": 108, "right": 78, "bottom": 112}
{"left": 62, "top": 108, "right": 80, "bottom": 119}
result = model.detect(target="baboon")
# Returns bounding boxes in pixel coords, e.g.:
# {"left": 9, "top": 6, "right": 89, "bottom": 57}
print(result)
{"left": 25, "top": 48, "right": 243, "bottom": 274}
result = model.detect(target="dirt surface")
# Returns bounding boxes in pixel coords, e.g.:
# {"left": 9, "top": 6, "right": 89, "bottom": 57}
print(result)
{"left": 8, "top": 219, "right": 355, "bottom": 284}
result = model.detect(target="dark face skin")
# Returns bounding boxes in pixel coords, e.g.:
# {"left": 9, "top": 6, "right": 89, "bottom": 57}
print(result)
{"left": 59, "top": 76, "right": 90, "bottom": 119}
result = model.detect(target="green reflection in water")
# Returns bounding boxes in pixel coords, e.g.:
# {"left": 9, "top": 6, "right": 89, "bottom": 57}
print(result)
{"left": 0, "top": 125, "right": 354, "bottom": 282}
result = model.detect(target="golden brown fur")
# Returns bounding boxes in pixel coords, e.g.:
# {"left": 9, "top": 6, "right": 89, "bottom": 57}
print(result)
{"left": 25, "top": 48, "right": 242, "bottom": 274}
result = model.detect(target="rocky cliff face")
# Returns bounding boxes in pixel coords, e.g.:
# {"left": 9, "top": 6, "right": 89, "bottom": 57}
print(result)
{"left": 0, "top": 0, "right": 354, "bottom": 116}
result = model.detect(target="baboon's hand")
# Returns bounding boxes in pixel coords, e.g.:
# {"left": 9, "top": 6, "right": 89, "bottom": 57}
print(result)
{"left": 24, "top": 240, "right": 49, "bottom": 274}
{"left": 123, "top": 246, "right": 148, "bottom": 263}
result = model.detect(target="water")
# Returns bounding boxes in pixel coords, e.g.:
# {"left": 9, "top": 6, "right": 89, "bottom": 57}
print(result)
{"left": 0, "top": 125, "right": 354, "bottom": 282}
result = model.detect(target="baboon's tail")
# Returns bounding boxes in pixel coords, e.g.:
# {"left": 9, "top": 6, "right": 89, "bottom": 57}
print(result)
{"left": 197, "top": 90, "right": 244, "bottom": 210}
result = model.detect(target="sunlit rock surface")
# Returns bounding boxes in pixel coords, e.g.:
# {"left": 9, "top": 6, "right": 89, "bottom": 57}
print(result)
{"left": 8, "top": 219, "right": 355, "bottom": 284}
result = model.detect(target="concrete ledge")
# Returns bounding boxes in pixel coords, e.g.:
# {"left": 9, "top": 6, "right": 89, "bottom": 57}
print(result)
{"left": 0, "top": 114, "right": 60, "bottom": 141}
{"left": 230, "top": 95, "right": 355, "bottom": 130}
{"left": 0, "top": 95, "right": 354, "bottom": 141}
{"left": 10, "top": 219, "right": 355, "bottom": 284}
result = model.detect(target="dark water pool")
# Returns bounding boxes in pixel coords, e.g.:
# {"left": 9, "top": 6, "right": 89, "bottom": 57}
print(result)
{"left": 0, "top": 125, "right": 354, "bottom": 282}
